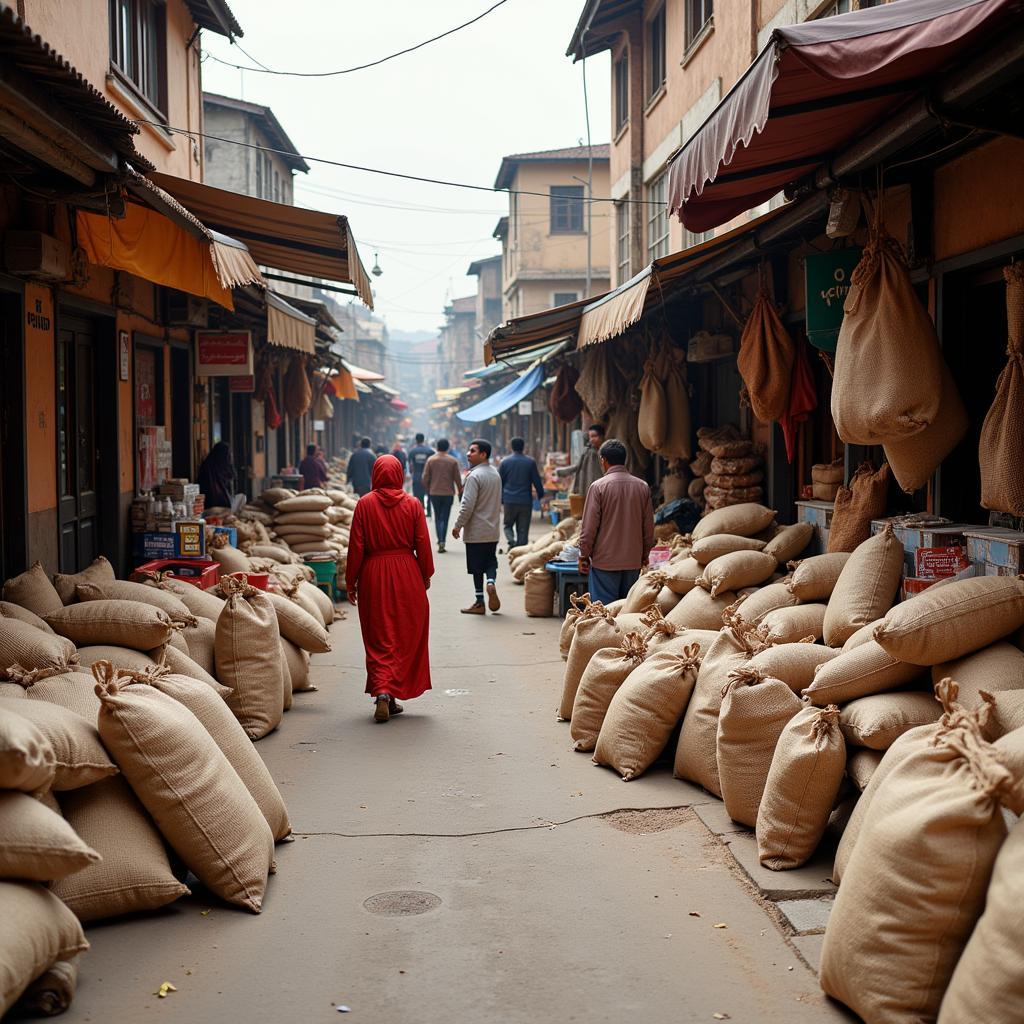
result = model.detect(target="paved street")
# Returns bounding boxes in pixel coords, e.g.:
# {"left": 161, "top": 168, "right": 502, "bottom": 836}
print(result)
{"left": 62, "top": 535, "right": 847, "bottom": 1024}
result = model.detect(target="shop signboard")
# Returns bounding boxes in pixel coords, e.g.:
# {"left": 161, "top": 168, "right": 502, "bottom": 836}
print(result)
{"left": 804, "top": 249, "right": 861, "bottom": 353}
{"left": 196, "top": 330, "right": 253, "bottom": 377}
{"left": 517, "top": 400, "right": 532, "bottom": 417}
{"left": 229, "top": 374, "right": 255, "bottom": 393}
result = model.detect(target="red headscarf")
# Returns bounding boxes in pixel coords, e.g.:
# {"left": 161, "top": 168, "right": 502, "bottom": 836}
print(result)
{"left": 371, "top": 453, "right": 407, "bottom": 508}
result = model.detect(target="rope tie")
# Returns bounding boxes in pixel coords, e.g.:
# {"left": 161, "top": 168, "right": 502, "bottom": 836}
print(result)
{"left": 722, "top": 664, "right": 767, "bottom": 697}
{"left": 811, "top": 705, "right": 841, "bottom": 746}
{"left": 619, "top": 631, "right": 648, "bottom": 665}
{"left": 3, "top": 663, "right": 69, "bottom": 686}
{"left": 90, "top": 659, "right": 125, "bottom": 697}
{"left": 220, "top": 573, "right": 257, "bottom": 599}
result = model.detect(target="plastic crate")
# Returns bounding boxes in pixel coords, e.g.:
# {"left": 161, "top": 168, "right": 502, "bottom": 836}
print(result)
{"left": 131, "top": 559, "right": 220, "bottom": 589}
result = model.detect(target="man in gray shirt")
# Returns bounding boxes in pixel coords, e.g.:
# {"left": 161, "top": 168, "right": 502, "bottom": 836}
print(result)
{"left": 452, "top": 438, "right": 502, "bottom": 615}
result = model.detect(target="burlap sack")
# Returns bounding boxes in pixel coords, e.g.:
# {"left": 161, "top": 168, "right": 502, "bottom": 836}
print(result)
{"left": 884, "top": 357, "right": 968, "bottom": 493}
{"left": 931, "top": 641, "right": 1024, "bottom": 715}
{"left": 823, "top": 526, "right": 904, "bottom": 647}
{"left": 274, "top": 578, "right": 323, "bottom": 626}
{"left": 620, "top": 571, "right": 667, "bottom": 614}
{"left": 45, "top": 600, "right": 173, "bottom": 652}
{"left": 593, "top": 645, "right": 701, "bottom": 781}
{"left": 655, "top": 586, "right": 682, "bottom": 615}
{"left": 691, "top": 503, "right": 776, "bottom": 541}
{"left": 571, "top": 632, "right": 648, "bottom": 752}
{"left": 558, "top": 593, "right": 589, "bottom": 660}
{"left": 874, "top": 576, "right": 1024, "bottom": 665}
{"left": 274, "top": 510, "right": 329, "bottom": 526}
{"left": 659, "top": 346, "right": 692, "bottom": 460}
{"left": 698, "top": 551, "right": 776, "bottom": 597}
{"left": 75, "top": 580, "right": 195, "bottom": 625}
{"left": 275, "top": 524, "right": 331, "bottom": 540}
{"left": 0, "top": 601, "right": 55, "bottom": 633}
{"left": 246, "top": 544, "right": 292, "bottom": 564}
{"left": 760, "top": 603, "right": 827, "bottom": 644}
{"left": 275, "top": 493, "right": 332, "bottom": 513}
{"left": 785, "top": 553, "right": 850, "bottom": 601}
{"left": 0, "top": 881, "right": 89, "bottom": 1016}
{"left": 52, "top": 775, "right": 189, "bottom": 922}
{"left": 979, "top": 263, "right": 1024, "bottom": 514}
{"left": 831, "top": 228, "right": 942, "bottom": 444}
{"left": 691, "top": 535, "right": 767, "bottom": 566}
{"left": 282, "top": 638, "right": 314, "bottom": 692}
{"left": 260, "top": 487, "right": 296, "bottom": 505}
{"left": 215, "top": 577, "right": 285, "bottom": 740}
{"left": 827, "top": 462, "right": 891, "bottom": 553}
{"left": 747, "top": 641, "right": 839, "bottom": 692}
{"left": 841, "top": 618, "right": 884, "bottom": 651}
{"left": 524, "top": 570, "right": 555, "bottom": 617}
{"left": 763, "top": 522, "right": 813, "bottom": 563}
{"left": 166, "top": 626, "right": 189, "bottom": 655}
{"left": 143, "top": 577, "right": 225, "bottom": 621}
{"left": 0, "top": 791, "right": 99, "bottom": 881}
{"left": 0, "top": 696, "right": 115, "bottom": 791}
{"left": 559, "top": 606, "right": 621, "bottom": 720}
{"left": 839, "top": 691, "right": 942, "bottom": 750}
{"left": 0, "top": 707, "right": 55, "bottom": 794}
{"left": 13, "top": 955, "right": 79, "bottom": 1018}
{"left": 717, "top": 667, "right": 802, "bottom": 827}
{"left": 803, "top": 640, "right": 925, "bottom": 706}
{"left": 51, "top": 557, "right": 115, "bottom": 606}
{"left": 210, "top": 545, "right": 252, "bottom": 574}
{"left": 21, "top": 671, "right": 103, "bottom": 721}
{"left": 0, "top": 620, "right": 78, "bottom": 680}
{"left": 76, "top": 644, "right": 158, "bottom": 676}
{"left": 663, "top": 556, "right": 702, "bottom": 596}
{"left": 280, "top": 642, "right": 292, "bottom": 712}
{"left": 847, "top": 748, "right": 883, "bottom": 792}
{"left": 666, "top": 586, "right": 736, "bottom": 630}
{"left": 820, "top": 682, "right": 1018, "bottom": 1023}
{"left": 265, "top": 591, "right": 330, "bottom": 653}
{"left": 134, "top": 665, "right": 291, "bottom": 841}
{"left": 154, "top": 645, "right": 223, "bottom": 692}
{"left": 674, "top": 610, "right": 773, "bottom": 795}
{"left": 731, "top": 582, "right": 799, "bottom": 625}
{"left": 938, "top": 815, "right": 1024, "bottom": 1022}
{"left": 299, "top": 580, "right": 335, "bottom": 627}
{"left": 3, "top": 562, "right": 65, "bottom": 617}
{"left": 757, "top": 705, "right": 845, "bottom": 869}
{"left": 737, "top": 289, "right": 796, "bottom": 422}
{"left": 94, "top": 664, "right": 275, "bottom": 912}
{"left": 638, "top": 353, "right": 667, "bottom": 453}
{"left": 181, "top": 616, "right": 217, "bottom": 676}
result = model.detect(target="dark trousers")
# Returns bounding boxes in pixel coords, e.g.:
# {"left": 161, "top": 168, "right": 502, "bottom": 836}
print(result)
{"left": 466, "top": 541, "right": 498, "bottom": 596}
{"left": 413, "top": 479, "right": 429, "bottom": 516}
{"left": 503, "top": 504, "right": 533, "bottom": 549}
{"left": 588, "top": 567, "right": 640, "bottom": 605}
{"left": 429, "top": 495, "right": 453, "bottom": 545}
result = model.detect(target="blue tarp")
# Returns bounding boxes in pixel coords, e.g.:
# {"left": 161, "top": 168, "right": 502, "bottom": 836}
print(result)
{"left": 456, "top": 364, "right": 545, "bottom": 423}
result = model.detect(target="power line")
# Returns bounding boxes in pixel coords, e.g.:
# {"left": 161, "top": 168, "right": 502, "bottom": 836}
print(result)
{"left": 204, "top": 0, "right": 512, "bottom": 78}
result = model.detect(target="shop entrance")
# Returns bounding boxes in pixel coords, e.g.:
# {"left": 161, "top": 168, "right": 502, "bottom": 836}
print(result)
{"left": 169, "top": 344, "right": 192, "bottom": 479}
{"left": 0, "top": 291, "right": 26, "bottom": 580}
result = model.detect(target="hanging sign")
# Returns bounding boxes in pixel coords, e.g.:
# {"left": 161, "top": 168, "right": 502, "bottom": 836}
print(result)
{"left": 229, "top": 375, "right": 256, "bottom": 393}
{"left": 804, "top": 249, "right": 862, "bottom": 353}
{"left": 517, "top": 400, "right": 532, "bottom": 417}
{"left": 195, "top": 330, "right": 253, "bottom": 376}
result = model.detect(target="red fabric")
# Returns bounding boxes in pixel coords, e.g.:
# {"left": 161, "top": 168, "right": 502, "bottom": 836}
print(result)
{"left": 780, "top": 339, "right": 819, "bottom": 463}
{"left": 345, "top": 455, "right": 434, "bottom": 700}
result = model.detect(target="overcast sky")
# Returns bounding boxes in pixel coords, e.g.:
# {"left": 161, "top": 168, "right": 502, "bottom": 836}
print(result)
{"left": 200, "top": 0, "right": 611, "bottom": 337}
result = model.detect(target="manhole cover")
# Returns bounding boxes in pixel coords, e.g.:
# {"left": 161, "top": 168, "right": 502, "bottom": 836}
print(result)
{"left": 363, "top": 891, "right": 442, "bottom": 916}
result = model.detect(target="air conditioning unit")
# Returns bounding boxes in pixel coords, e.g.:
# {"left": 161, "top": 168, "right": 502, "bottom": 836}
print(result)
{"left": 165, "top": 291, "right": 209, "bottom": 327}
{"left": 4, "top": 231, "right": 69, "bottom": 281}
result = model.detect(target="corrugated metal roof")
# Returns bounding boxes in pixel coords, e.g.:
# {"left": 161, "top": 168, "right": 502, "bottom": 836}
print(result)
{"left": 184, "top": 0, "right": 243, "bottom": 38}
{"left": 494, "top": 144, "right": 610, "bottom": 189}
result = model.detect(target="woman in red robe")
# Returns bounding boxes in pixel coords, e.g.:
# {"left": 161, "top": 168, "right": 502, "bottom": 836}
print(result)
{"left": 345, "top": 454, "right": 434, "bottom": 722}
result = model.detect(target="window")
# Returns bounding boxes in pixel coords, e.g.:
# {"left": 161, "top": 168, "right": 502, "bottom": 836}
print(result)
{"left": 646, "top": 173, "right": 669, "bottom": 261}
{"left": 553, "top": 292, "right": 579, "bottom": 307}
{"left": 647, "top": 7, "right": 666, "bottom": 101}
{"left": 685, "top": 0, "right": 713, "bottom": 48}
{"left": 109, "top": 0, "right": 166, "bottom": 113}
{"left": 684, "top": 226, "right": 714, "bottom": 249}
{"left": 550, "top": 186, "right": 585, "bottom": 234}
{"left": 816, "top": 0, "right": 851, "bottom": 16}
{"left": 616, "top": 202, "right": 631, "bottom": 284}
{"left": 614, "top": 53, "right": 629, "bottom": 133}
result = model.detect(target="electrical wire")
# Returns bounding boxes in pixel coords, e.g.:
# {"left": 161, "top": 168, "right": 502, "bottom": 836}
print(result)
{"left": 203, "top": 0, "right": 512, "bottom": 77}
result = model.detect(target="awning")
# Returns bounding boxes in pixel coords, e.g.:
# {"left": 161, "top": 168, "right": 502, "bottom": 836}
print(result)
{"left": 436, "top": 386, "right": 470, "bottom": 400}
{"left": 667, "top": 0, "right": 1018, "bottom": 232}
{"left": 147, "top": 171, "right": 374, "bottom": 308}
{"left": 370, "top": 381, "right": 399, "bottom": 398}
{"left": 345, "top": 362, "right": 385, "bottom": 383}
{"left": 456, "top": 364, "right": 545, "bottom": 423}
{"left": 267, "top": 291, "right": 316, "bottom": 353}
{"left": 390, "top": 398, "right": 409, "bottom": 411}
{"left": 486, "top": 295, "right": 592, "bottom": 362}
{"left": 466, "top": 337, "right": 571, "bottom": 380}
{"left": 330, "top": 367, "right": 359, "bottom": 401}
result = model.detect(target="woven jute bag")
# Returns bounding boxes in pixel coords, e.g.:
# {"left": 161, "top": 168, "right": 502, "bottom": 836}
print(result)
{"left": 760, "top": 603, "right": 827, "bottom": 644}
{"left": 0, "top": 619, "right": 78, "bottom": 680}
{"left": 716, "top": 667, "right": 802, "bottom": 828}
{"left": 839, "top": 690, "right": 942, "bottom": 750}
{"left": 731, "top": 582, "right": 799, "bottom": 625}
{"left": 747, "top": 641, "right": 840, "bottom": 693}
{"left": 281, "top": 638, "right": 314, "bottom": 692}
{"left": 655, "top": 585, "right": 682, "bottom": 616}
{"left": 571, "top": 632, "right": 648, "bottom": 753}
{"left": 756, "top": 705, "right": 845, "bottom": 870}
{"left": 827, "top": 462, "right": 891, "bottom": 553}
{"left": 215, "top": 576, "right": 285, "bottom": 740}
{"left": 821, "top": 682, "right": 1023, "bottom": 1022}
{"left": 139, "top": 574, "right": 225, "bottom": 621}
{"left": 803, "top": 640, "right": 925, "bottom": 706}
{"left": 0, "top": 706, "right": 55, "bottom": 794}
{"left": 18, "top": 670, "right": 105, "bottom": 720}
{"left": 0, "top": 790, "right": 99, "bottom": 882}
{"left": 637, "top": 352, "right": 668, "bottom": 453}
{"left": 691, "top": 503, "right": 776, "bottom": 542}
{"left": 265, "top": 591, "right": 330, "bottom": 653}
{"left": 785, "top": 553, "right": 851, "bottom": 601}
{"left": 737, "top": 288, "right": 796, "bottom": 423}
{"left": 74, "top": 580, "right": 195, "bottom": 625}
{"left": 558, "top": 593, "right": 589, "bottom": 660}
{"left": 846, "top": 747, "right": 883, "bottom": 792}
{"left": 620, "top": 570, "right": 667, "bottom": 614}
{"left": 45, "top": 600, "right": 173, "bottom": 652}
{"left": 662, "top": 556, "right": 702, "bottom": 596}
{"left": 0, "top": 601, "right": 54, "bottom": 633}
{"left": 979, "top": 262, "right": 1024, "bottom": 515}
{"left": 691, "top": 534, "right": 766, "bottom": 566}
{"left": 593, "top": 645, "right": 701, "bottom": 781}
{"left": 559, "top": 604, "right": 621, "bottom": 720}
{"left": 182, "top": 616, "right": 217, "bottom": 676}
{"left": 524, "top": 570, "right": 555, "bottom": 618}
{"left": 4, "top": 562, "right": 66, "bottom": 616}
{"left": 698, "top": 551, "right": 776, "bottom": 598}
{"left": 93, "top": 662, "right": 274, "bottom": 912}
{"left": 931, "top": 640, "right": 1024, "bottom": 719}
{"left": 841, "top": 618, "right": 883, "bottom": 651}
{"left": 763, "top": 522, "right": 813, "bottom": 563}
{"left": 830, "top": 226, "right": 942, "bottom": 445}
{"left": 666, "top": 586, "right": 737, "bottom": 630}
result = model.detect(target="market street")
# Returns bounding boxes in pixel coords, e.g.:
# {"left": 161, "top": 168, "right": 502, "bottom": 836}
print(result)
{"left": 58, "top": 537, "right": 845, "bottom": 1024}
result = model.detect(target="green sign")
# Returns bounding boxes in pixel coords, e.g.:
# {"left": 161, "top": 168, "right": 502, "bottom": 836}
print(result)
{"left": 804, "top": 249, "right": 862, "bottom": 353}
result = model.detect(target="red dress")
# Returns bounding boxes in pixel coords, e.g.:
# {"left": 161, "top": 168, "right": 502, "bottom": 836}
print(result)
{"left": 345, "top": 455, "right": 434, "bottom": 700}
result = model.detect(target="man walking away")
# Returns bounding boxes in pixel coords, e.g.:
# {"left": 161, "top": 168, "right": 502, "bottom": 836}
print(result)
{"left": 452, "top": 438, "right": 502, "bottom": 615}
{"left": 408, "top": 433, "right": 435, "bottom": 517}
{"left": 499, "top": 437, "right": 545, "bottom": 550}
{"left": 391, "top": 440, "right": 408, "bottom": 478}
{"left": 421, "top": 438, "right": 463, "bottom": 553}
{"left": 555, "top": 423, "right": 606, "bottom": 498}
{"left": 578, "top": 438, "right": 654, "bottom": 605}
{"left": 347, "top": 437, "right": 377, "bottom": 498}
{"left": 299, "top": 443, "right": 329, "bottom": 490}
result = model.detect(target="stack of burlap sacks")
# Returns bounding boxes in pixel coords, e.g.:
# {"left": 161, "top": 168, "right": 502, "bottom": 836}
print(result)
{"left": 556, "top": 500, "right": 1024, "bottom": 1021}
{"left": 688, "top": 426, "right": 765, "bottom": 513}
{"left": 0, "top": 554, "right": 336, "bottom": 1014}
{"left": 504, "top": 518, "right": 578, "bottom": 619}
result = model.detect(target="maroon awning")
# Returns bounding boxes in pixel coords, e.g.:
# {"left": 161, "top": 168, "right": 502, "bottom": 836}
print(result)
{"left": 667, "top": 0, "right": 1018, "bottom": 233}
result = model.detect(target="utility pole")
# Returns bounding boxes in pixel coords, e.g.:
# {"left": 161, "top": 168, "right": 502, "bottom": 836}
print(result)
{"left": 581, "top": 10, "right": 595, "bottom": 298}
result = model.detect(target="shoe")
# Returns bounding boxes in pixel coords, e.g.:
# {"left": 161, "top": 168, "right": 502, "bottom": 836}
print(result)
{"left": 486, "top": 582, "right": 501, "bottom": 612}
{"left": 389, "top": 698, "right": 404, "bottom": 715}
{"left": 438, "top": 543, "right": 445, "bottom": 553}
{"left": 374, "top": 696, "right": 390, "bottom": 723}
{"left": 461, "top": 602, "right": 486, "bottom": 615}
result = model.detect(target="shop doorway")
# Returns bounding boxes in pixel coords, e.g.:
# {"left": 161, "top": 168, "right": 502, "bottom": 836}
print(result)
{"left": 0, "top": 291, "right": 26, "bottom": 579}
{"left": 170, "top": 344, "right": 192, "bottom": 479}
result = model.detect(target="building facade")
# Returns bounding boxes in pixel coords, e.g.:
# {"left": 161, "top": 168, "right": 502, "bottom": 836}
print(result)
{"left": 437, "top": 296, "right": 478, "bottom": 392}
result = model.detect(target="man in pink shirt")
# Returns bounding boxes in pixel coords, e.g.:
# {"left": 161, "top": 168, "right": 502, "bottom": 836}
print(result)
{"left": 577, "top": 438, "right": 655, "bottom": 606}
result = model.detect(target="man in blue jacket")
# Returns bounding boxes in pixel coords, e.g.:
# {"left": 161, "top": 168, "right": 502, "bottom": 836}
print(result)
{"left": 498, "top": 437, "right": 545, "bottom": 550}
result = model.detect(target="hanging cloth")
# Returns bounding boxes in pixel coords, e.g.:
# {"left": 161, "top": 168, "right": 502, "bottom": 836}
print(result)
{"left": 658, "top": 346, "right": 693, "bottom": 460}
{"left": 736, "top": 281, "right": 796, "bottom": 423}
{"left": 283, "top": 354, "right": 312, "bottom": 418}
{"left": 549, "top": 363, "right": 583, "bottom": 423}
{"left": 780, "top": 338, "right": 818, "bottom": 463}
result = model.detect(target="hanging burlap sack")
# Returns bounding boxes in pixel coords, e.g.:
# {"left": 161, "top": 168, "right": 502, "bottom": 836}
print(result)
{"left": 827, "top": 462, "right": 890, "bottom": 553}
{"left": 747, "top": 641, "right": 840, "bottom": 693}
{"left": 659, "top": 347, "right": 692, "bottom": 460}
{"left": 620, "top": 571, "right": 668, "bottom": 614}
{"left": 785, "top": 553, "right": 850, "bottom": 601}
{"left": 717, "top": 667, "right": 803, "bottom": 827}
{"left": 737, "top": 289, "right": 795, "bottom": 423}
{"left": 524, "top": 570, "right": 555, "bottom": 618}
{"left": 979, "top": 263, "right": 1024, "bottom": 514}
{"left": 559, "top": 606, "right": 621, "bottom": 721}
{"left": 549, "top": 363, "right": 583, "bottom": 423}
{"left": 820, "top": 681, "right": 1021, "bottom": 1023}
{"left": 756, "top": 705, "right": 845, "bottom": 870}
{"left": 283, "top": 354, "right": 312, "bottom": 418}
{"left": 839, "top": 691, "right": 942, "bottom": 750}
{"left": 830, "top": 227, "right": 942, "bottom": 444}
{"left": 760, "top": 603, "right": 827, "bottom": 644}
{"left": 593, "top": 645, "right": 701, "bottom": 781}
{"left": 637, "top": 352, "right": 667, "bottom": 453}
{"left": 571, "top": 632, "right": 648, "bottom": 752}
{"left": 666, "top": 586, "right": 736, "bottom": 630}
{"left": 698, "top": 551, "right": 776, "bottom": 598}
{"left": 691, "top": 534, "right": 767, "bottom": 566}
{"left": 803, "top": 640, "right": 925, "bottom": 706}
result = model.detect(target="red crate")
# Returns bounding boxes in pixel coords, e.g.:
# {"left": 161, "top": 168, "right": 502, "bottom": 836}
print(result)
{"left": 131, "top": 559, "right": 220, "bottom": 589}
{"left": 245, "top": 573, "right": 269, "bottom": 590}
{"left": 915, "top": 545, "right": 970, "bottom": 579}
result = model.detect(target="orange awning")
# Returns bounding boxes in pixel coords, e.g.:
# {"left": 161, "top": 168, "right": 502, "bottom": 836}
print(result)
{"left": 331, "top": 367, "right": 359, "bottom": 401}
